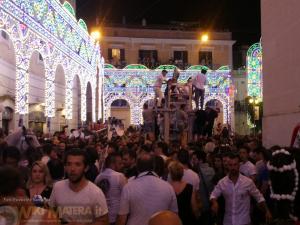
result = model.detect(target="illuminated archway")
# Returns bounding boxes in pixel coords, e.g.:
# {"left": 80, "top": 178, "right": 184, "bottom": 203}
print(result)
{"left": 0, "top": 29, "right": 17, "bottom": 131}
{"left": 205, "top": 99, "right": 224, "bottom": 125}
{"left": 71, "top": 75, "right": 81, "bottom": 129}
{"left": 104, "top": 66, "right": 233, "bottom": 126}
{"left": 247, "top": 42, "right": 262, "bottom": 99}
{"left": 0, "top": 0, "right": 104, "bottom": 133}
{"left": 53, "top": 64, "right": 66, "bottom": 132}
{"left": 110, "top": 99, "right": 131, "bottom": 129}
{"left": 28, "top": 50, "right": 46, "bottom": 134}
{"left": 86, "top": 82, "right": 93, "bottom": 123}
{"left": 105, "top": 94, "right": 136, "bottom": 125}
{"left": 204, "top": 94, "right": 230, "bottom": 124}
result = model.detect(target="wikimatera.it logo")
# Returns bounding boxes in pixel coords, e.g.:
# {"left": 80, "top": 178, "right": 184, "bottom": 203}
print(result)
{"left": 0, "top": 204, "right": 104, "bottom": 224}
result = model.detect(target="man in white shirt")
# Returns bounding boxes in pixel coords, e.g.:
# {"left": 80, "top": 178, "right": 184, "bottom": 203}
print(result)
{"left": 49, "top": 149, "right": 109, "bottom": 225}
{"left": 192, "top": 69, "right": 207, "bottom": 109}
{"left": 116, "top": 153, "right": 178, "bottom": 225}
{"left": 154, "top": 69, "right": 168, "bottom": 107}
{"left": 177, "top": 149, "right": 200, "bottom": 191}
{"left": 210, "top": 154, "right": 271, "bottom": 225}
{"left": 239, "top": 146, "right": 256, "bottom": 181}
{"left": 95, "top": 153, "right": 127, "bottom": 224}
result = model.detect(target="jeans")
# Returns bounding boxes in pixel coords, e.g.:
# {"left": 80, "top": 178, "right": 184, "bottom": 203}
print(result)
{"left": 194, "top": 88, "right": 205, "bottom": 109}
{"left": 154, "top": 87, "right": 163, "bottom": 107}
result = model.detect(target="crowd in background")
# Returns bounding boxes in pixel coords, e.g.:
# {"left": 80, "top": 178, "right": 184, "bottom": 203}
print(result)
{"left": 0, "top": 121, "right": 300, "bottom": 225}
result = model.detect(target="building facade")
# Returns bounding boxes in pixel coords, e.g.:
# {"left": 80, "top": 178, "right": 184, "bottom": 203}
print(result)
{"left": 0, "top": 0, "right": 103, "bottom": 134}
{"left": 100, "top": 26, "right": 235, "bottom": 70}
{"left": 261, "top": 0, "right": 300, "bottom": 147}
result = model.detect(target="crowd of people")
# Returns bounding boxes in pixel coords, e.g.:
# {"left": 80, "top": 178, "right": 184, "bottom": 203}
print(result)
{"left": 0, "top": 68, "right": 299, "bottom": 225}
{"left": 0, "top": 121, "right": 300, "bottom": 225}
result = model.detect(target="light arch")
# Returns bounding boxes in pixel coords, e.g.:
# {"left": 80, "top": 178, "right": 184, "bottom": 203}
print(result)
{"left": 204, "top": 94, "right": 230, "bottom": 124}
{"left": 54, "top": 64, "right": 66, "bottom": 119}
{"left": 24, "top": 33, "right": 52, "bottom": 116}
{"left": 70, "top": 74, "right": 82, "bottom": 128}
{"left": 247, "top": 42, "right": 262, "bottom": 99}
{"left": 0, "top": 26, "right": 26, "bottom": 114}
{"left": 105, "top": 94, "right": 136, "bottom": 125}
{"left": 85, "top": 81, "right": 93, "bottom": 123}
{"left": 0, "top": 29, "right": 18, "bottom": 131}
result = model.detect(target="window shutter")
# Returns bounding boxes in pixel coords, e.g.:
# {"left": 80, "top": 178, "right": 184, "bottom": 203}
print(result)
{"left": 108, "top": 49, "right": 112, "bottom": 60}
{"left": 120, "top": 49, "right": 125, "bottom": 61}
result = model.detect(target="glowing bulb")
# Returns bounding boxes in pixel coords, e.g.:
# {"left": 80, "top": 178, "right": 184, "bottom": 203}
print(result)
{"left": 201, "top": 34, "right": 209, "bottom": 42}
{"left": 91, "top": 31, "right": 101, "bottom": 40}
{"left": 249, "top": 98, "right": 254, "bottom": 104}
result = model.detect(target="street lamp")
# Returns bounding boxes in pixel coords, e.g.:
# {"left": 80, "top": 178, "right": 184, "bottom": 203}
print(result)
{"left": 91, "top": 30, "right": 101, "bottom": 41}
{"left": 201, "top": 33, "right": 209, "bottom": 43}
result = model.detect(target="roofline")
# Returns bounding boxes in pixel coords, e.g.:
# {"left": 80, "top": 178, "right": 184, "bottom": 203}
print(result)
{"left": 102, "top": 36, "right": 236, "bottom": 46}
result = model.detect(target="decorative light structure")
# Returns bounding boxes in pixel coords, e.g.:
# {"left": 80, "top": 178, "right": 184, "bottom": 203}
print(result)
{"left": 247, "top": 42, "right": 262, "bottom": 100}
{"left": 0, "top": 0, "right": 103, "bottom": 126}
{"left": 104, "top": 64, "right": 233, "bottom": 125}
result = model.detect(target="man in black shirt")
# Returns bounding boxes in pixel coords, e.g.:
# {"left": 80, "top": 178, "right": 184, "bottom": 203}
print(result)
{"left": 122, "top": 150, "right": 138, "bottom": 178}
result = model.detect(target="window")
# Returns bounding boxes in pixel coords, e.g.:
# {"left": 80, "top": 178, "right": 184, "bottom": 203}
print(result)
{"left": 199, "top": 51, "right": 213, "bottom": 68}
{"left": 112, "top": 49, "right": 120, "bottom": 59}
{"left": 108, "top": 48, "right": 125, "bottom": 66}
{"left": 173, "top": 51, "right": 188, "bottom": 69}
{"left": 138, "top": 50, "right": 158, "bottom": 68}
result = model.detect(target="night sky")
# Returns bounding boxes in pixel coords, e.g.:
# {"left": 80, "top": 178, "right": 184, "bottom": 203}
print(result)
{"left": 77, "top": 0, "right": 261, "bottom": 45}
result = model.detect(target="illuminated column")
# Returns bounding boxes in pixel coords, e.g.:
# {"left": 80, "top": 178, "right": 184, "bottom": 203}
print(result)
{"left": 91, "top": 78, "right": 96, "bottom": 123}
{"left": 65, "top": 73, "right": 73, "bottom": 120}
{"left": 103, "top": 94, "right": 109, "bottom": 122}
{"left": 98, "top": 57, "right": 105, "bottom": 120}
{"left": 45, "top": 68, "right": 55, "bottom": 118}
{"left": 16, "top": 68, "right": 28, "bottom": 115}
{"left": 131, "top": 101, "right": 139, "bottom": 125}
{"left": 15, "top": 48, "right": 30, "bottom": 127}
{"left": 81, "top": 80, "right": 87, "bottom": 123}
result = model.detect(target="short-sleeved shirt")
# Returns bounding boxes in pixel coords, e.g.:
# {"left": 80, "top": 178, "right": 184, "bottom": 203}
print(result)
{"left": 182, "top": 169, "right": 201, "bottom": 191}
{"left": 168, "top": 168, "right": 200, "bottom": 191}
{"left": 192, "top": 73, "right": 206, "bottom": 90}
{"left": 49, "top": 179, "right": 108, "bottom": 224}
{"left": 210, "top": 174, "right": 265, "bottom": 225}
{"left": 94, "top": 168, "right": 127, "bottom": 223}
{"left": 119, "top": 171, "right": 178, "bottom": 225}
